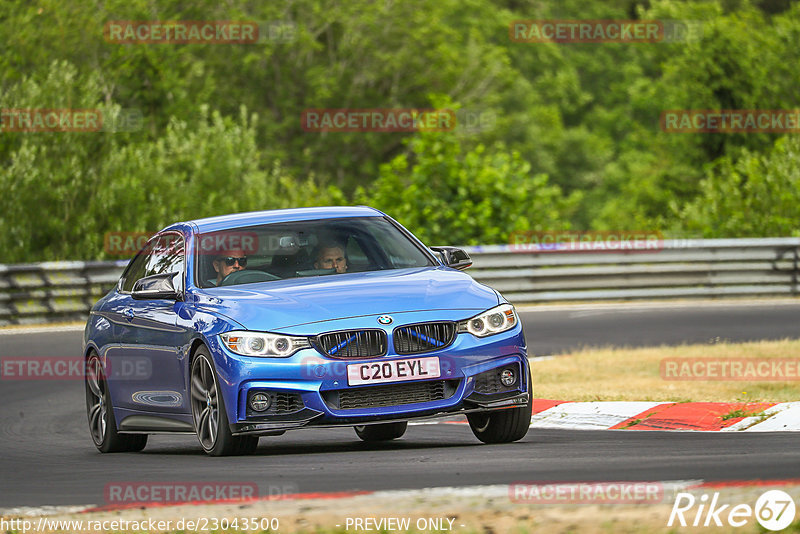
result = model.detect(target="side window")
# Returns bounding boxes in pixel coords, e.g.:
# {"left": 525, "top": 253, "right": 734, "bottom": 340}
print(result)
{"left": 121, "top": 234, "right": 185, "bottom": 292}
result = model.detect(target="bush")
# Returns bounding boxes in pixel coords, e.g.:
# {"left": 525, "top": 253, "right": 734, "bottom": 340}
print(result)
{"left": 357, "top": 131, "right": 577, "bottom": 245}
{"left": 678, "top": 135, "right": 800, "bottom": 237}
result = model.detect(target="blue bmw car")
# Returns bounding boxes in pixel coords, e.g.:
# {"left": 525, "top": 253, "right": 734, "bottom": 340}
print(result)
{"left": 84, "top": 207, "right": 532, "bottom": 455}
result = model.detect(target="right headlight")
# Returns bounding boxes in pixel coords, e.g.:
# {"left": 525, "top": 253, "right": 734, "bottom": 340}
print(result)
{"left": 457, "top": 303, "right": 518, "bottom": 338}
{"left": 219, "top": 331, "right": 310, "bottom": 357}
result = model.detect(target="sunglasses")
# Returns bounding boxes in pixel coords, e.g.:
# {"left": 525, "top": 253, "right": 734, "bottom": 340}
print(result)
{"left": 217, "top": 256, "right": 247, "bottom": 267}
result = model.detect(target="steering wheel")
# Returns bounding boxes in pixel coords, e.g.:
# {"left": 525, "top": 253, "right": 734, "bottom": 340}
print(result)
{"left": 219, "top": 270, "right": 280, "bottom": 286}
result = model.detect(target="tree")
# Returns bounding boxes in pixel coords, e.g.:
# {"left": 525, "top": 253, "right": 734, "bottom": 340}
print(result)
{"left": 678, "top": 135, "right": 800, "bottom": 237}
{"left": 357, "top": 130, "right": 577, "bottom": 245}
{"left": 0, "top": 61, "right": 342, "bottom": 262}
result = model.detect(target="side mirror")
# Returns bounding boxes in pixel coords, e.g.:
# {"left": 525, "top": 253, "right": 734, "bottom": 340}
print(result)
{"left": 131, "top": 272, "right": 181, "bottom": 300}
{"left": 430, "top": 246, "right": 473, "bottom": 270}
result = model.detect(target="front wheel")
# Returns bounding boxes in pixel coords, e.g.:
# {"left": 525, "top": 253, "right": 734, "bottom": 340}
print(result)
{"left": 190, "top": 347, "right": 258, "bottom": 456}
{"left": 85, "top": 353, "right": 147, "bottom": 453}
{"left": 354, "top": 422, "right": 408, "bottom": 441}
{"left": 467, "top": 371, "right": 532, "bottom": 444}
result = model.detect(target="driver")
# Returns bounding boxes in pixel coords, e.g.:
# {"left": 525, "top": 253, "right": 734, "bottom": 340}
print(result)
{"left": 210, "top": 248, "right": 248, "bottom": 285}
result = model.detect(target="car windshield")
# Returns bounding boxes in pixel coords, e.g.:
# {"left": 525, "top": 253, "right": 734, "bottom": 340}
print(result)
{"left": 195, "top": 216, "right": 435, "bottom": 288}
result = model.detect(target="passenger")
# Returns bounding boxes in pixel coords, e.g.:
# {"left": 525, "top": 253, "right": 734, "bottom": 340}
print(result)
{"left": 313, "top": 243, "right": 348, "bottom": 274}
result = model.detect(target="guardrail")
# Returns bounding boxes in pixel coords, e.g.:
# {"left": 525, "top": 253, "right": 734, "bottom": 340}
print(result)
{"left": 468, "top": 238, "right": 800, "bottom": 302}
{"left": 0, "top": 261, "right": 129, "bottom": 326}
{"left": 1, "top": 238, "right": 798, "bottom": 326}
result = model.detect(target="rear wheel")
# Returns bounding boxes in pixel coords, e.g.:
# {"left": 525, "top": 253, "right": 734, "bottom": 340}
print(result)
{"left": 85, "top": 353, "right": 147, "bottom": 453}
{"left": 190, "top": 347, "right": 258, "bottom": 456}
{"left": 467, "top": 371, "right": 532, "bottom": 444}
{"left": 354, "top": 422, "right": 408, "bottom": 442}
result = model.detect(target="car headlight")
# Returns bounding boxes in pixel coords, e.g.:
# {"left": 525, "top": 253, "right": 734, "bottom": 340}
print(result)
{"left": 219, "top": 331, "right": 310, "bottom": 357}
{"left": 457, "top": 304, "right": 518, "bottom": 338}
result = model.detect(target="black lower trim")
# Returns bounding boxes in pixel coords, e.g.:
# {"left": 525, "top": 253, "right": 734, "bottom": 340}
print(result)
{"left": 229, "top": 401, "right": 529, "bottom": 435}
{"left": 118, "top": 415, "right": 194, "bottom": 432}
{"left": 231, "top": 408, "right": 324, "bottom": 435}
{"left": 464, "top": 391, "right": 529, "bottom": 408}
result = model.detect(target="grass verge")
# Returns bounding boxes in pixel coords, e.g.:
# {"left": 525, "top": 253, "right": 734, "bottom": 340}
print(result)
{"left": 9, "top": 485, "right": 800, "bottom": 534}
{"left": 531, "top": 339, "right": 800, "bottom": 402}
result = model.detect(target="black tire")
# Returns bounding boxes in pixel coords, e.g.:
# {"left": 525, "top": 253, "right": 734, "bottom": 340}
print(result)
{"left": 467, "top": 370, "right": 532, "bottom": 444}
{"left": 190, "top": 347, "right": 258, "bottom": 456}
{"left": 354, "top": 421, "right": 408, "bottom": 442}
{"left": 85, "top": 353, "right": 147, "bottom": 453}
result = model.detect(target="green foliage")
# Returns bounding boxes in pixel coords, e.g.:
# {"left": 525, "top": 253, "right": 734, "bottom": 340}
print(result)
{"left": 357, "top": 131, "right": 577, "bottom": 246}
{"left": 2, "top": 0, "right": 800, "bottom": 261}
{"left": 678, "top": 135, "right": 800, "bottom": 237}
{"left": 0, "top": 61, "right": 341, "bottom": 262}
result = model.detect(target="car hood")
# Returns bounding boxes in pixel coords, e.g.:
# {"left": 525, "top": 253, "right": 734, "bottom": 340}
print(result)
{"left": 192, "top": 267, "right": 499, "bottom": 331}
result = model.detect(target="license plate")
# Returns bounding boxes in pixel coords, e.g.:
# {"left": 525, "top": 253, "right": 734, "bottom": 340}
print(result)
{"left": 347, "top": 357, "right": 441, "bottom": 386}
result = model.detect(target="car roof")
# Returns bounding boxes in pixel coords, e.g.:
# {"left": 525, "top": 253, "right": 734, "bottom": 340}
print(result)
{"left": 174, "top": 206, "right": 385, "bottom": 234}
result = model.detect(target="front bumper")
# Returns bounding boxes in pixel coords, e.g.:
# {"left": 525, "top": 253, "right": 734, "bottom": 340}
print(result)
{"left": 229, "top": 391, "right": 530, "bottom": 436}
{"left": 209, "top": 324, "right": 530, "bottom": 436}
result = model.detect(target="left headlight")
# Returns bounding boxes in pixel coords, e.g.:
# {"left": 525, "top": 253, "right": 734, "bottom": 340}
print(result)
{"left": 219, "top": 331, "right": 310, "bottom": 357}
{"left": 457, "top": 304, "right": 518, "bottom": 338}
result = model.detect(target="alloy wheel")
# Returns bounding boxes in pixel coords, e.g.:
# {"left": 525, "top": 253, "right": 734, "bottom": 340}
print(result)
{"left": 85, "top": 356, "right": 107, "bottom": 445}
{"left": 191, "top": 356, "right": 219, "bottom": 450}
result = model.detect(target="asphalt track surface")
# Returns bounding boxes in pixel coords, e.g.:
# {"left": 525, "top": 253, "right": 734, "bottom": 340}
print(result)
{"left": 2, "top": 301, "right": 800, "bottom": 507}
{"left": 521, "top": 300, "right": 800, "bottom": 356}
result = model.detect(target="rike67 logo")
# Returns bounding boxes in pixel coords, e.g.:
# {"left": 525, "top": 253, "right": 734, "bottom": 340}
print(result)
{"left": 668, "top": 490, "right": 796, "bottom": 531}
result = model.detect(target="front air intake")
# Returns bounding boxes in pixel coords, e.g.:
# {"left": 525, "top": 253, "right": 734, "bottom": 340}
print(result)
{"left": 393, "top": 322, "right": 456, "bottom": 354}
{"left": 315, "top": 329, "right": 387, "bottom": 358}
